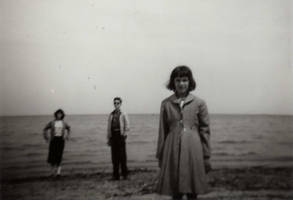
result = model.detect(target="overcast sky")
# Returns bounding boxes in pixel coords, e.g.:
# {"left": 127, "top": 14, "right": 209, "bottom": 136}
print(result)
{"left": 1, "top": 0, "right": 292, "bottom": 116}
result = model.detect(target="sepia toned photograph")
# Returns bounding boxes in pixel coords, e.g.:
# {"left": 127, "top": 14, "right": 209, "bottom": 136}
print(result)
{"left": 1, "top": 0, "right": 293, "bottom": 199}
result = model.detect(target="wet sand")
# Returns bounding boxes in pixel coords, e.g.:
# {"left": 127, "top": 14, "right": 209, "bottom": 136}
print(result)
{"left": 2, "top": 166, "right": 293, "bottom": 200}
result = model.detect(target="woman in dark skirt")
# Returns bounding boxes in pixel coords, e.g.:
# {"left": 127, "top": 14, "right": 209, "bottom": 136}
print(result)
{"left": 43, "top": 109, "right": 70, "bottom": 176}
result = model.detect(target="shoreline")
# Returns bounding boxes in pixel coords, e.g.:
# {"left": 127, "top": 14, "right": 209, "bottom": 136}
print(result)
{"left": 2, "top": 166, "right": 292, "bottom": 200}
{"left": 2, "top": 160, "right": 293, "bottom": 181}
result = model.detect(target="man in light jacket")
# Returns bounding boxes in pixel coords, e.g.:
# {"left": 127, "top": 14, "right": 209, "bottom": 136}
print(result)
{"left": 107, "top": 97, "right": 130, "bottom": 180}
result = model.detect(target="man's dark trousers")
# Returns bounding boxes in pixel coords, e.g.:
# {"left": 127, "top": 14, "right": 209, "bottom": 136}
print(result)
{"left": 111, "top": 130, "right": 128, "bottom": 179}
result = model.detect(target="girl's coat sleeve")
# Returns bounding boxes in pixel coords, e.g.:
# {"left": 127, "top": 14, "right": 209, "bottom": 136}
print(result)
{"left": 156, "top": 102, "right": 168, "bottom": 162}
{"left": 198, "top": 100, "right": 211, "bottom": 159}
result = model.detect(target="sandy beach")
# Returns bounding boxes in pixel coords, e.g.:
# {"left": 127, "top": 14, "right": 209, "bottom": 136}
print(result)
{"left": 2, "top": 166, "right": 292, "bottom": 200}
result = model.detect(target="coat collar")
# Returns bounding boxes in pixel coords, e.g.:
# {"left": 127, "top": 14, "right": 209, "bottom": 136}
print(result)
{"left": 111, "top": 109, "right": 122, "bottom": 115}
{"left": 170, "top": 93, "right": 195, "bottom": 104}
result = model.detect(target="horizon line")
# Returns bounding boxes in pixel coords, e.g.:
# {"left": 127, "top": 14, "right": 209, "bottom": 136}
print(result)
{"left": 1, "top": 113, "right": 293, "bottom": 117}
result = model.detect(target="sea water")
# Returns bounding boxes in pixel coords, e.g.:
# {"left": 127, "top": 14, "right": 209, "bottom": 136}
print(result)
{"left": 1, "top": 114, "right": 292, "bottom": 180}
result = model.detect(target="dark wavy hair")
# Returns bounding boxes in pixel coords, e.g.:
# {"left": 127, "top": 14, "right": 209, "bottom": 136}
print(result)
{"left": 113, "top": 97, "right": 122, "bottom": 103}
{"left": 166, "top": 65, "right": 196, "bottom": 91}
{"left": 54, "top": 109, "right": 65, "bottom": 120}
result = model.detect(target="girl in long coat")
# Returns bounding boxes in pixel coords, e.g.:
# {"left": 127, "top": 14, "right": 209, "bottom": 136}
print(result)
{"left": 156, "top": 66, "right": 211, "bottom": 200}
